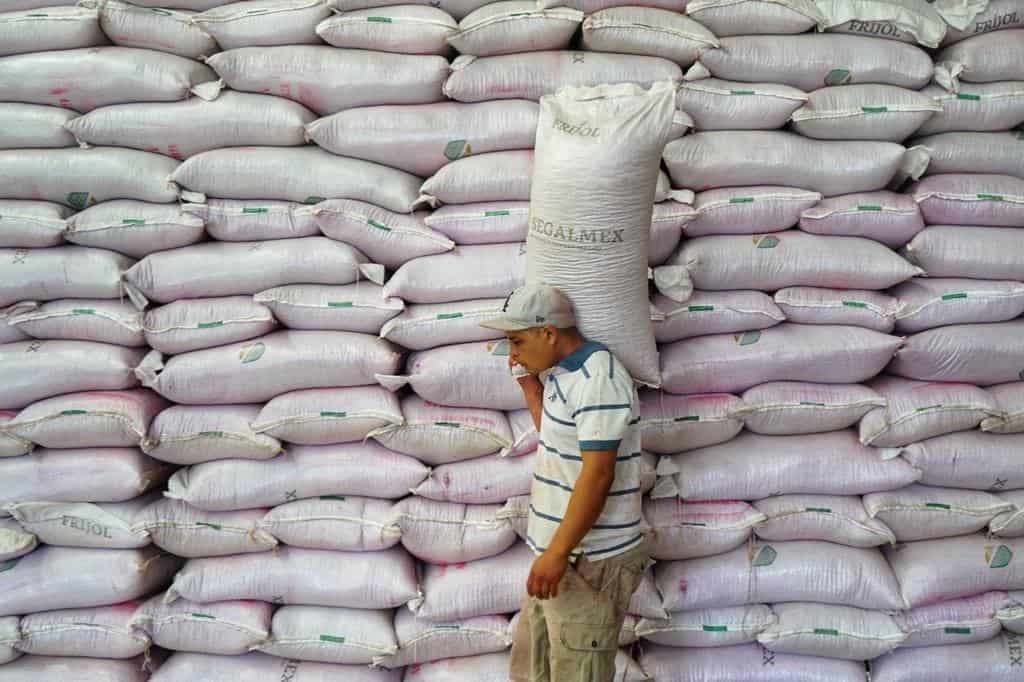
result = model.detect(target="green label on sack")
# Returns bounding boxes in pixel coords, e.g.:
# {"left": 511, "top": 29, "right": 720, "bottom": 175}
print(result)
{"left": 485, "top": 210, "right": 510, "bottom": 217}
{"left": 243, "top": 207, "right": 269, "bottom": 214}
{"left": 674, "top": 415, "right": 700, "bottom": 422}
{"left": 806, "top": 507, "right": 832, "bottom": 513}
{"left": 320, "top": 495, "right": 347, "bottom": 501}
{"left": 444, "top": 139, "right": 471, "bottom": 161}
{"left": 437, "top": 312, "right": 463, "bottom": 320}
{"left": 320, "top": 635, "right": 347, "bottom": 643}
{"left": 916, "top": 404, "right": 943, "bottom": 412}
{"left": 688, "top": 305, "right": 714, "bottom": 312}
{"left": 149, "top": 7, "right": 172, "bottom": 14}
{"left": 121, "top": 218, "right": 145, "bottom": 225}
{"left": 945, "top": 627, "right": 972, "bottom": 634}
{"left": 730, "top": 89, "right": 755, "bottom": 95}
{"left": 198, "top": 320, "right": 223, "bottom": 328}
{"left": 754, "top": 235, "right": 779, "bottom": 249}
{"left": 735, "top": 330, "right": 761, "bottom": 346}
{"left": 729, "top": 197, "right": 755, "bottom": 203}
{"left": 702, "top": 625, "right": 728, "bottom": 632}
{"left": 199, "top": 431, "right": 224, "bottom": 438}
{"left": 328, "top": 301, "right": 353, "bottom": 308}
{"left": 957, "top": 93, "right": 981, "bottom": 100}
{"left": 190, "top": 613, "right": 216, "bottom": 619}
{"left": 435, "top": 421, "right": 460, "bottom": 428}
{"left": 942, "top": 292, "right": 968, "bottom": 300}
{"left": 196, "top": 522, "right": 222, "bottom": 530}
{"left": 304, "top": 196, "right": 325, "bottom": 205}
{"left": 842, "top": 301, "right": 867, "bottom": 308}
{"left": 67, "top": 192, "right": 92, "bottom": 210}
{"left": 857, "top": 204, "right": 883, "bottom": 211}
{"left": 238, "top": 342, "right": 265, "bottom": 364}
{"left": 60, "top": 409, "right": 87, "bottom": 415}
{"left": 977, "top": 193, "right": 1004, "bottom": 201}
{"left": 861, "top": 106, "right": 888, "bottom": 113}
{"left": 72, "top": 308, "right": 96, "bottom": 315}
{"left": 752, "top": 545, "right": 777, "bottom": 567}
{"left": 824, "top": 68, "right": 852, "bottom": 86}
{"left": 0, "top": 559, "right": 19, "bottom": 573}
{"left": 800, "top": 401, "right": 826, "bottom": 407}
{"left": 320, "top": 411, "right": 347, "bottom": 418}
{"left": 367, "top": 15, "right": 392, "bottom": 21}
{"left": 814, "top": 628, "right": 839, "bottom": 636}
{"left": 367, "top": 219, "right": 392, "bottom": 232}
{"left": 925, "top": 502, "right": 951, "bottom": 509}
{"left": 990, "top": 544, "right": 1013, "bottom": 568}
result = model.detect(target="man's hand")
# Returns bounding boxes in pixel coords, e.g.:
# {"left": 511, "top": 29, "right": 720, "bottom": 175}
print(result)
{"left": 527, "top": 549, "right": 569, "bottom": 600}
{"left": 511, "top": 357, "right": 543, "bottom": 430}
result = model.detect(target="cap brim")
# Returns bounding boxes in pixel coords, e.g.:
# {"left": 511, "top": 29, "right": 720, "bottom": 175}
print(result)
{"left": 478, "top": 316, "right": 534, "bottom": 331}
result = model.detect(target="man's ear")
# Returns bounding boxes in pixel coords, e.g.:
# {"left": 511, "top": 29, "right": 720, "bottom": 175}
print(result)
{"left": 542, "top": 325, "right": 558, "bottom": 345}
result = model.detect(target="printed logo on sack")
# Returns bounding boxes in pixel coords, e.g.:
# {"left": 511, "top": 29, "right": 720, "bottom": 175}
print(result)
{"left": 280, "top": 660, "right": 301, "bottom": 682}
{"left": 66, "top": 191, "right": 94, "bottom": 210}
{"left": 843, "top": 20, "right": 904, "bottom": 38}
{"left": 988, "top": 544, "right": 1014, "bottom": 569}
{"left": 734, "top": 330, "right": 761, "bottom": 346}
{"left": 824, "top": 68, "right": 853, "bottom": 87}
{"left": 530, "top": 217, "right": 624, "bottom": 245}
{"left": 752, "top": 545, "right": 777, "bottom": 567}
{"left": 553, "top": 118, "right": 600, "bottom": 138}
{"left": 976, "top": 11, "right": 1018, "bottom": 33}
{"left": 1007, "top": 632, "right": 1024, "bottom": 666}
{"left": 238, "top": 342, "right": 266, "bottom": 364}
{"left": 488, "top": 339, "right": 510, "bottom": 357}
{"left": 753, "top": 235, "right": 779, "bottom": 249}
{"left": 444, "top": 139, "right": 472, "bottom": 161}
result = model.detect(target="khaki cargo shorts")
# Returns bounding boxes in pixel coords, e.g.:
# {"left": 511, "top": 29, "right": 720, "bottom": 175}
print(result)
{"left": 509, "top": 538, "right": 652, "bottom": 682}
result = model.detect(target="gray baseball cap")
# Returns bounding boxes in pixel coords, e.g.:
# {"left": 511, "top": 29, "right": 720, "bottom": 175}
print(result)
{"left": 479, "top": 283, "right": 576, "bottom": 331}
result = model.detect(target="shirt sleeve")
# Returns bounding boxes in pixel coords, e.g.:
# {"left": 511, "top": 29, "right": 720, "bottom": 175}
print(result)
{"left": 572, "top": 355, "right": 635, "bottom": 452}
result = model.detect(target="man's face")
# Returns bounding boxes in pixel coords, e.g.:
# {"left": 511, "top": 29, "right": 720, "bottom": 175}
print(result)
{"left": 507, "top": 326, "right": 558, "bottom": 375}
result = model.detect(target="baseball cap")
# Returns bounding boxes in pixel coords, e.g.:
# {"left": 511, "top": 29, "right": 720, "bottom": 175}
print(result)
{"left": 479, "top": 283, "right": 576, "bottom": 331}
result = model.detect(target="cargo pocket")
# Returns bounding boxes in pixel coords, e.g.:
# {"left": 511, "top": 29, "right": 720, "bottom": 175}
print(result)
{"left": 556, "top": 622, "right": 619, "bottom": 682}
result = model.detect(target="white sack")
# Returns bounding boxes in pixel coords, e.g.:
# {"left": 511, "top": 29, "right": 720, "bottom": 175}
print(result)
{"left": 798, "top": 190, "right": 924, "bottom": 247}
{"left": 193, "top": 0, "right": 331, "bottom": 48}
{"left": 0, "top": 546, "right": 180, "bottom": 616}
{"left": 685, "top": 0, "right": 822, "bottom": 35}
{"left": 313, "top": 201, "right": 451, "bottom": 268}
{"left": 418, "top": 149, "right": 532, "bottom": 204}
{"left": 381, "top": 339, "right": 525, "bottom": 410}
{"left": 663, "top": 132, "right": 908, "bottom": 195}
{"left": 92, "top": 0, "right": 218, "bottom": 59}
{"left": 412, "top": 541, "right": 532, "bottom": 621}
{"left": 984, "top": 382, "right": 1024, "bottom": 434}
{"left": 167, "top": 441, "right": 428, "bottom": 510}
{"left": 67, "top": 92, "right": 315, "bottom": 159}
{"left": 816, "top": 0, "right": 947, "bottom": 47}
{"left": 653, "top": 291, "right": 783, "bottom": 344}
{"left": 306, "top": 100, "right": 537, "bottom": 177}
{"left": 150, "top": 652, "right": 402, "bottom": 682}
{"left": 6, "top": 496, "right": 154, "bottom": 549}
{"left": 443, "top": 51, "right": 682, "bottom": 103}
{"left": 0, "top": 199, "right": 68, "bottom": 248}
{"left": 659, "top": 324, "right": 903, "bottom": 394}
{"left": 527, "top": 82, "right": 674, "bottom": 386}
{"left": 0, "top": 410, "right": 32, "bottom": 457}
{"left": 0, "top": 245, "right": 132, "bottom": 307}
{"left": 758, "top": 602, "right": 904, "bottom": 660}
{"left": 258, "top": 496, "right": 402, "bottom": 552}
{"left": 258, "top": 606, "right": 396, "bottom": 664}
{"left": 0, "top": 148, "right": 178, "bottom": 207}
{"left": 693, "top": 34, "right": 932, "bottom": 90}
{"left": 646, "top": 498, "right": 764, "bottom": 560}
{"left": 991, "top": 490, "right": 1024, "bottom": 537}
{"left": 373, "top": 395, "right": 511, "bottom": 464}
{"left": 255, "top": 283, "right": 403, "bottom": 333}
{"left": 790, "top": 84, "right": 941, "bottom": 141}
{"left": 138, "top": 330, "right": 401, "bottom": 404}
{"left": 380, "top": 299, "right": 504, "bottom": 350}
{"left": 0, "top": 656, "right": 150, "bottom": 682}
{"left": 914, "top": 82, "right": 1024, "bottom": 135}
{"left": 1002, "top": 591, "right": 1024, "bottom": 632}
{"left": 640, "top": 642, "right": 866, "bottom": 681}
{"left": 942, "top": 0, "right": 1024, "bottom": 44}
{"left": 0, "top": 47, "right": 214, "bottom": 111}
{"left": 676, "top": 78, "right": 806, "bottom": 130}
{"left": 507, "top": 409, "right": 537, "bottom": 457}
{"left": 395, "top": 497, "right": 516, "bottom": 563}
{"left": 859, "top": 375, "right": 998, "bottom": 447}
{"left": 872, "top": 632, "right": 1024, "bottom": 682}
{"left": 184, "top": 199, "right": 319, "bottom": 242}
{"left": 16, "top": 605, "right": 148, "bottom": 658}
{"left": 425, "top": 201, "right": 530, "bottom": 244}
{"left": 0, "top": 616, "right": 17, "bottom": 664}
{"left": 413, "top": 451, "right": 535, "bottom": 504}
{"left": 638, "top": 390, "right": 743, "bottom": 453}
{"left": 737, "top": 382, "right": 885, "bottom": 436}
{"left": 652, "top": 430, "right": 920, "bottom": 500}
{"left": 0, "top": 517, "right": 36, "bottom": 560}
{"left": 635, "top": 605, "right": 775, "bottom": 648}
{"left": 138, "top": 499, "right": 276, "bottom": 557}
{"left": 448, "top": 2, "right": 581, "bottom": 56}
{"left": 895, "top": 591, "right": 1006, "bottom": 647}
{"left": 316, "top": 6, "right": 457, "bottom": 55}
{"left": 753, "top": 494, "right": 896, "bottom": 547}
{"left": 144, "top": 297, "right": 277, "bottom": 355}
{"left": 65, "top": 201, "right": 204, "bottom": 258}
{"left": 144, "top": 403, "right": 281, "bottom": 465}
{"left": 132, "top": 594, "right": 272, "bottom": 655}
{"left": 253, "top": 386, "right": 402, "bottom": 445}
{"left": 935, "top": 30, "right": 1024, "bottom": 89}
{"left": 0, "top": 6, "right": 107, "bottom": 57}
{"left": 773, "top": 287, "right": 898, "bottom": 332}
{"left": 0, "top": 103, "right": 76, "bottom": 149}
{"left": 8, "top": 300, "right": 142, "bottom": 347}
{"left": 0, "top": 341, "right": 145, "bottom": 410}
{"left": 865, "top": 483, "right": 1012, "bottom": 541}
{"left": 656, "top": 540, "right": 906, "bottom": 611}
{"left": 903, "top": 227, "right": 1024, "bottom": 281}
{"left": 167, "top": 546, "right": 418, "bottom": 608}
{"left": 912, "top": 131, "right": 1024, "bottom": 177}
{"left": 580, "top": 7, "right": 718, "bottom": 66}
{"left": 685, "top": 186, "right": 820, "bottom": 236}
{"left": 649, "top": 200, "right": 694, "bottom": 264}
{"left": 384, "top": 242, "right": 524, "bottom": 304}
{"left": 206, "top": 46, "right": 448, "bottom": 115}
{"left": 375, "top": 610, "right": 510, "bottom": 668}
{"left": 900, "top": 431, "right": 1024, "bottom": 491}
{"left": 8, "top": 388, "right": 164, "bottom": 448}
{"left": 911, "top": 173, "right": 1024, "bottom": 227}
{"left": 888, "top": 320, "right": 1024, "bottom": 385}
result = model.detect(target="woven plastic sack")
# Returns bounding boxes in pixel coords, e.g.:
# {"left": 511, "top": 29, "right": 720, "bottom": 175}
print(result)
{"left": 0, "top": 199, "right": 68, "bottom": 248}
{"left": 379, "top": 340, "right": 526, "bottom": 410}
{"left": 138, "top": 500, "right": 275, "bottom": 557}
{"left": 375, "top": 610, "right": 510, "bottom": 668}
{"left": 449, "top": 2, "right": 581, "bottom": 56}
{"left": 150, "top": 652, "right": 402, "bottom": 682}
{"left": 206, "top": 46, "right": 448, "bottom": 115}
{"left": 911, "top": 173, "right": 1024, "bottom": 227}
{"left": 659, "top": 323, "right": 903, "bottom": 394}
{"left": 394, "top": 497, "right": 516, "bottom": 563}
{"left": 773, "top": 287, "right": 899, "bottom": 332}
{"left": 635, "top": 605, "right": 774, "bottom": 648}
{"left": 0, "top": 409, "right": 32, "bottom": 456}
{"left": 903, "top": 226, "right": 1024, "bottom": 282}
{"left": 643, "top": 642, "right": 866, "bottom": 681}
{"left": 1001, "top": 592, "right": 1024, "bottom": 632}
{"left": 900, "top": 431, "right": 1024, "bottom": 491}
{"left": 753, "top": 494, "right": 896, "bottom": 547}
{"left": 89, "top": 0, "right": 218, "bottom": 59}
{"left": 386, "top": 243, "right": 525, "bottom": 305}
{"left": 637, "top": 390, "right": 742, "bottom": 453}
{"left": 653, "top": 291, "right": 783, "bottom": 344}
{"left": 413, "top": 451, "right": 535, "bottom": 504}
{"left": 444, "top": 51, "right": 682, "bottom": 102}
{"left": 864, "top": 483, "right": 1012, "bottom": 542}
{"left": 132, "top": 595, "right": 272, "bottom": 655}
{"left": 144, "top": 297, "right": 276, "bottom": 355}
{"left": 736, "top": 382, "right": 885, "bottom": 436}
{"left": 888, "top": 320, "right": 1024, "bottom": 385}
{"left": 257, "top": 496, "right": 402, "bottom": 552}
{"left": 67, "top": 92, "right": 314, "bottom": 160}
{"left": 16, "top": 604, "right": 148, "bottom": 658}
{"left": 798, "top": 190, "right": 924, "bottom": 247}
{"left": 663, "top": 132, "right": 909, "bottom": 195}
{"left": 137, "top": 330, "right": 401, "bottom": 404}
{"left": 816, "top": 0, "right": 947, "bottom": 46}
{"left": 0, "top": 616, "right": 17, "bottom": 664}
{"left": 0, "top": 656, "right": 151, "bottom": 682}
{"left": 646, "top": 499, "right": 764, "bottom": 560}
{"left": 659, "top": 540, "right": 906, "bottom": 611}
{"left": 0, "top": 546, "right": 180, "bottom": 616}
{"left": 0, "top": 245, "right": 133, "bottom": 307}
{"left": 895, "top": 591, "right": 1006, "bottom": 647}
{"left": 380, "top": 299, "right": 503, "bottom": 350}
{"left": 171, "top": 147, "right": 421, "bottom": 213}
{"left": 7, "top": 388, "right": 164, "bottom": 449}
{"left": 306, "top": 100, "right": 538, "bottom": 177}
{"left": 106, "top": 0, "right": 235, "bottom": 9}
{"left": 580, "top": 7, "right": 717, "bottom": 66}
{"left": 192, "top": 0, "right": 331, "bottom": 48}
{"left": 0, "top": 47, "right": 214, "bottom": 111}
{"left": 684, "top": 0, "right": 822, "bottom": 35}
{"left": 316, "top": 6, "right": 457, "bottom": 55}
{"left": 914, "top": 83, "right": 1024, "bottom": 135}
{"left": 991, "top": 490, "right": 1024, "bottom": 537}
{"left": 859, "top": 375, "right": 999, "bottom": 447}
{"left": 8, "top": 299, "right": 144, "bottom": 346}
{"left": 886, "top": 534, "right": 1024, "bottom": 607}
{"left": 313, "top": 202, "right": 450, "bottom": 268}
{"left": 167, "top": 441, "right": 428, "bottom": 510}
{"left": 0, "top": 517, "right": 36, "bottom": 560}
{"left": 684, "top": 187, "right": 819, "bottom": 236}
{"left": 0, "top": 103, "right": 76, "bottom": 149}
{"left": 252, "top": 386, "right": 402, "bottom": 445}
{"left": 0, "top": 311, "right": 26, "bottom": 345}
{"left": 758, "top": 602, "right": 904, "bottom": 660}
{"left": 984, "top": 382, "right": 1024, "bottom": 434}
{"left": 167, "top": 546, "right": 418, "bottom": 609}
{"left": 0, "top": 6, "right": 107, "bottom": 57}
{"left": 412, "top": 541, "right": 532, "bottom": 621}
{"left": 912, "top": 131, "right": 1024, "bottom": 178}
{"left": 183, "top": 199, "right": 319, "bottom": 242}
{"left": 255, "top": 283, "right": 403, "bottom": 334}
{"left": 791, "top": 84, "right": 941, "bottom": 141}
{"left": 424, "top": 201, "right": 529, "bottom": 244}
{"left": 64, "top": 201, "right": 204, "bottom": 258}
{"left": 373, "top": 395, "right": 511, "bottom": 464}
{"left": 255, "top": 605, "right": 396, "bottom": 664}
{"left": 935, "top": 30, "right": 1024, "bottom": 90}
{"left": 0, "top": 341, "right": 145, "bottom": 410}
{"left": 874, "top": 631, "right": 1024, "bottom": 681}
{"left": 677, "top": 78, "right": 806, "bottom": 130}
{"left": 144, "top": 404, "right": 280, "bottom": 465}
{"left": 942, "top": 0, "right": 1024, "bottom": 44}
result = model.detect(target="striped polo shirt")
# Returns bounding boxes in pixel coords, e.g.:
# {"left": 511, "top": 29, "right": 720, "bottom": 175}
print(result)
{"left": 526, "top": 340, "right": 644, "bottom": 562}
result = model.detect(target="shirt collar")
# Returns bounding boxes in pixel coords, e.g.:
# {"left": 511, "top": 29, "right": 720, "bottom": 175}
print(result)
{"left": 557, "top": 340, "right": 607, "bottom": 372}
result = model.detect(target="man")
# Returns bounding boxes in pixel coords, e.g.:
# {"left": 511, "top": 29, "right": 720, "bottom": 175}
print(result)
{"left": 480, "top": 283, "right": 650, "bottom": 682}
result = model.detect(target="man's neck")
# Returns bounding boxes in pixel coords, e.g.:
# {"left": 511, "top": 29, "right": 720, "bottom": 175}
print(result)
{"left": 553, "top": 331, "right": 587, "bottom": 365}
